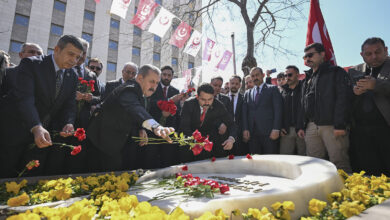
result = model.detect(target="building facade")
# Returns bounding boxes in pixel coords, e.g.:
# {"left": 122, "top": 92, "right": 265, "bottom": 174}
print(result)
{"left": 0, "top": 0, "right": 202, "bottom": 82}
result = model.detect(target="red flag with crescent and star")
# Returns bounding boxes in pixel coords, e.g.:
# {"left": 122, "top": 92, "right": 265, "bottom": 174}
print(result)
{"left": 169, "top": 21, "right": 192, "bottom": 48}
{"left": 130, "top": 0, "right": 158, "bottom": 30}
{"left": 306, "top": 0, "right": 336, "bottom": 65}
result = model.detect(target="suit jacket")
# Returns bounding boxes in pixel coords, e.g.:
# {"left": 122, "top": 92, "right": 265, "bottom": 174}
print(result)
{"left": 0, "top": 66, "right": 18, "bottom": 107}
{"left": 216, "top": 93, "right": 232, "bottom": 112}
{"left": 242, "top": 83, "right": 283, "bottom": 135}
{"left": 349, "top": 57, "right": 390, "bottom": 126}
{"left": 101, "top": 78, "right": 124, "bottom": 101}
{"left": 87, "top": 79, "right": 153, "bottom": 156}
{"left": 227, "top": 93, "right": 244, "bottom": 133}
{"left": 149, "top": 83, "right": 180, "bottom": 128}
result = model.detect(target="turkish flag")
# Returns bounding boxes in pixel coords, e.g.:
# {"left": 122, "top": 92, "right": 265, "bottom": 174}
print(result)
{"left": 306, "top": 0, "right": 336, "bottom": 65}
{"left": 130, "top": 0, "right": 158, "bottom": 30}
{"left": 169, "top": 21, "right": 192, "bottom": 48}
{"left": 216, "top": 50, "right": 233, "bottom": 71}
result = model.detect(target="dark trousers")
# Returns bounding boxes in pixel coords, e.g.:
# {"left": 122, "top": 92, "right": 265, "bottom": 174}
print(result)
{"left": 350, "top": 125, "right": 390, "bottom": 176}
{"left": 248, "top": 131, "right": 279, "bottom": 154}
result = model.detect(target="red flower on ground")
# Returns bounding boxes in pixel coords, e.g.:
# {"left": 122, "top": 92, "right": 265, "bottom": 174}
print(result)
{"left": 71, "top": 145, "right": 82, "bottom": 156}
{"left": 176, "top": 173, "right": 182, "bottom": 178}
{"left": 203, "top": 138, "right": 213, "bottom": 152}
{"left": 74, "top": 128, "right": 86, "bottom": 141}
{"left": 219, "top": 184, "right": 230, "bottom": 194}
{"left": 192, "top": 129, "right": 202, "bottom": 142}
{"left": 26, "top": 160, "right": 40, "bottom": 170}
{"left": 181, "top": 165, "right": 188, "bottom": 171}
{"left": 246, "top": 154, "right": 253, "bottom": 159}
{"left": 211, "top": 157, "right": 216, "bottom": 162}
{"left": 191, "top": 144, "right": 203, "bottom": 156}
{"left": 228, "top": 154, "right": 234, "bottom": 160}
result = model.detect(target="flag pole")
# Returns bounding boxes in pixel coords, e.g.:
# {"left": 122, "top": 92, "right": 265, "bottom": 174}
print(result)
{"left": 231, "top": 32, "right": 237, "bottom": 75}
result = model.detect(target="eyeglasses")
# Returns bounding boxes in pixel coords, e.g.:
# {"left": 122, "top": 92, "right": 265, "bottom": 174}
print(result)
{"left": 125, "top": 71, "right": 137, "bottom": 75}
{"left": 89, "top": 65, "right": 102, "bottom": 71}
{"left": 284, "top": 73, "right": 293, "bottom": 77}
{"left": 303, "top": 52, "right": 318, "bottom": 59}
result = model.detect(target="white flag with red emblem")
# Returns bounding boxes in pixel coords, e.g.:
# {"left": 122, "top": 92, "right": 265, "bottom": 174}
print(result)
{"left": 148, "top": 7, "right": 176, "bottom": 37}
{"left": 192, "top": 67, "right": 202, "bottom": 86}
{"left": 216, "top": 50, "right": 232, "bottom": 71}
{"left": 209, "top": 44, "right": 224, "bottom": 68}
{"left": 110, "top": 0, "right": 132, "bottom": 19}
{"left": 130, "top": 0, "right": 158, "bottom": 30}
{"left": 169, "top": 21, "right": 192, "bottom": 48}
{"left": 306, "top": 0, "right": 336, "bottom": 65}
{"left": 202, "top": 38, "right": 215, "bottom": 61}
{"left": 182, "top": 69, "right": 192, "bottom": 90}
{"left": 183, "top": 30, "right": 202, "bottom": 57}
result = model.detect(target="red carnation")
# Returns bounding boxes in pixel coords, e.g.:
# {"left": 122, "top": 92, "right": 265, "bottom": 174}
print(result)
{"left": 191, "top": 144, "right": 203, "bottom": 156}
{"left": 211, "top": 157, "right": 216, "bottom": 162}
{"left": 192, "top": 130, "right": 202, "bottom": 142}
{"left": 246, "top": 154, "right": 253, "bottom": 159}
{"left": 203, "top": 138, "right": 213, "bottom": 152}
{"left": 81, "top": 80, "right": 88, "bottom": 85}
{"left": 219, "top": 184, "right": 230, "bottom": 194}
{"left": 181, "top": 165, "right": 188, "bottom": 171}
{"left": 157, "top": 100, "right": 177, "bottom": 116}
{"left": 78, "top": 77, "right": 83, "bottom": 82}
{"left": 26, "top": 160, "right": 40, "bottom": 170}
{"left": 71, "top": 145, "right": 82, "bottom": 156}
{"left": 176, "top": 173, "right": 182, "bottom": 178}
{"left": 228, "top": 154, "right": 234, "bottom": 160}
{"left": 89, "top": 80, "right": 95, "bottom": 85}
{"left": 74, "top": 128, "right": 86, "bottom": 142}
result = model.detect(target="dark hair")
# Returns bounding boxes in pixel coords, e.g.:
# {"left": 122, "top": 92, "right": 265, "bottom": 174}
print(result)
{"left": 361, "top": 37, "right": 386, "bottom": 51}
{"left": 250, "top": 67, "right": 263, "bottom": 74}
{"left": 285, "top": 65, "right": 300, "bottom": 74}
{"left": 197, "top": 83, "right": 214, "bottom": 96}
{"left": 88, "top": 57, "right": 103, "bottom": 69}
{"left": 230, "top": 75, "right": 242, "bottom": 83}
{"left": 210, "top": 76, "right": 223, "bottom": 83}
{"left": 161, "top": 65, "right": 174, "bottom": 74}
{"left": 138, "top": 64, "right": 161, "bottom": 77}
{"left": 304, "top": 43, "right": 325, "bottom": 53}
{"left": 277, "top": 73, "right": 285, "bottom": 79}
{"left": 56, "top": 35, "right": 84, "bottom": 51}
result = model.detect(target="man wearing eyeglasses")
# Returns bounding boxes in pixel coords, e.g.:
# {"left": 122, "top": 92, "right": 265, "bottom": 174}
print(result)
{"left": 280, "top": 65, "right": 306, "bottom": 156}
{"left": 300, "top": 43, "right": 352, "bottom": 172}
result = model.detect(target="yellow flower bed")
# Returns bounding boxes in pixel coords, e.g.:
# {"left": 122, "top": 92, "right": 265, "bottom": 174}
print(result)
{"left": 3, "top": 170, "right": 389, "bottom": 220}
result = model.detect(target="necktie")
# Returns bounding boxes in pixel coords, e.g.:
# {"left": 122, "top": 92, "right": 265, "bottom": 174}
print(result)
{"left": 163, "top": 86, "right": 167, "bottom": 99}
{"left": 200, "top": 107, "right": 206, "bottom": 124}
{"left": 255, "top": 86, "right": 260, "bottom": 104}
{"left": 55, "top": 70, "right": 63, "bottom": 98}
{"left": 76, "top": 66, "right": 82, "bottom": 78}
{"left": 230, "top": 94, "right": 235, "bottom": 116}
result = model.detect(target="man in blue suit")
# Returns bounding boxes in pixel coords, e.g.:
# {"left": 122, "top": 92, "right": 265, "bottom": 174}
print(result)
{"left": 0, "top": 35, "right": 83, "bottom": 177}
{"left": 242, "top": 67, "right": 283, "bottom": 154}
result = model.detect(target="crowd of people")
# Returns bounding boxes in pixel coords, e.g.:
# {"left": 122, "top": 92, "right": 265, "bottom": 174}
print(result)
{"left": 0, "top": 35, "right": 389, "bottom": 179}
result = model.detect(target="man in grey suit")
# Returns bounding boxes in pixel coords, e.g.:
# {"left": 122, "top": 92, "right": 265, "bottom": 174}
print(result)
{"left": 242, "top": 67, "right": 283, "bottom": 154}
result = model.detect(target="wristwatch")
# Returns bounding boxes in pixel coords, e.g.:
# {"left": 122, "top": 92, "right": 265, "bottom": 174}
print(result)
{"left": 151, "top": 123, "right": 161, "bottom": 132}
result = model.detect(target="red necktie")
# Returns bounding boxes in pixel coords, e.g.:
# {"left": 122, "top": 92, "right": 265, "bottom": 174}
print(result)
{"left": 200, "top": 107, "right": 206, "bottom": 123}
{"left": 163, "top": 86, "right": 167, "bottom": 99}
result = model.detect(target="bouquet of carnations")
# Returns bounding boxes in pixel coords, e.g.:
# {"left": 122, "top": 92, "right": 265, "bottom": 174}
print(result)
{"left": 157, "top": 100, "right": 177, "bottom": 125}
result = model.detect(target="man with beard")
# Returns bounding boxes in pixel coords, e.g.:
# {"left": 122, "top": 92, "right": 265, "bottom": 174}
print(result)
{"left": 242, "top": 67, "right": 283, "bottom": 154}
{"left": 349, "top": 37, "right": 390, "bottom": 176}
{"left": 146, "top": 65, "right": 183, "bottom": 168}
{"left": 228, "top": 75, "right": 247, "bottom": 155}
{"left": 280, "top": 65, "right": 306, "bottom": 155}
{"left": 179, "top": 83, "right": 236, "bottom": 162}
{"left": 87, "top": 64, "right": 174, "bottom": 172}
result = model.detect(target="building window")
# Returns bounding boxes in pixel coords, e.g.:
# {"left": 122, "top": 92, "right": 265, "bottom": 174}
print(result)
{"left": 54, "top": 0, "right": 66, "bottom": 12}
{"left": 155, "top": 0, "right": 162, "bottom": 5}
{"left": 14, "top": 14, "right": 29, "bottom": 26}
{"left": 47, "top": 48, "right": 54, "bottom": 55}
{"left": 110, "top": 18, "right": 120, "bottom": 29}
{"left": 107, "top": 62, "right": 116, "bottom": 72}
{"left": 154, "top": 35, "right": 161, "bottom": 42}
{"left": 84, "top": 11, "right": 95, "bottom": 21}
{"left": 133, "top": 26, "right": 141, "bottom": 36}
{"left": 82, "top": 33, "right": 92, "bottom": 43}
{"left": 188, "top": 62, "right": 194, "bottom": 69}
{"left": 172, "top": 58, "right": 178, "bottom": 66}
{"left": 132, "top": 47, "right": 140, "bottom": 56}
{"left": 153, "top": 52, "right": 160, "bottom": 61}
{"left": 10, "top": 41, "right": 23, "bottom": 53}
{"left": 50, "top": 24, "right": 63, "bottom": 36}
{"left": 109, "top": 40, "right": 118, "bottom": 50}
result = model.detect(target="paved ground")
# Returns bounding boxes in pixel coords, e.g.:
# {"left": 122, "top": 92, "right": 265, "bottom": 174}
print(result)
{"left": 349, "top": 199, "right": 390, "bottom": 220}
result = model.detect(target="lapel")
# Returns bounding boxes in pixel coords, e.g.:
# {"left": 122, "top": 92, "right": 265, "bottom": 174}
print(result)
{"left": 379, "top": 57, "right": 390, "bottom": 78}
{"left": 235, "top": 94, "right": 243, "bottom": 117}
{"left": 167, "top": 86, "right": 177, "bottom": 98}
{"left": 44, "top": 55, "right": 56, "bottom": 104}
{"left": 256, "top": 84, "right": 267, "bottom": 106}
{"left": 193, "top": 99, "right": 201, "bottom": 127}
{"left": 201, "top": 101, "right": 215, "bottom": 127}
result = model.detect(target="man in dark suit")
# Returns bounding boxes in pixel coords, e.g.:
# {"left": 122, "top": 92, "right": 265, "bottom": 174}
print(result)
{"left": 242, "top": 67, "right": 283, "bottom": 154}
{"left": 179, "top": 83, "right": 236, "bottom": 162}
{"left": 227, "top": 75, "right": 246, "bottom": 155}
{"left": 0, "top": 35, "right": 83, "bottom": 178}
{"left": 87, "top": 64, "right": 174, "bottom": 172}
{"left": 87, "top": 57, "right": 105, "bottom": 94}
{"left": 101, "top": 62, "right": 138, "bottom": 101}
{"left": 146, "top": 66, "right": 183, "bottom": 168}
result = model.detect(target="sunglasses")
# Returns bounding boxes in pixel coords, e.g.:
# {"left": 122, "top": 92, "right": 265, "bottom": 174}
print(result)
{"left": 303, "top": 52, "right": 318, "bottom": 59}
{"left": 284, "top": 73, "right": 293, "bottom": 77}
{"left": 89, "top": 65, "right": 102, "bottom": 71}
